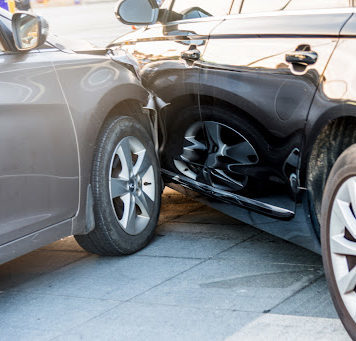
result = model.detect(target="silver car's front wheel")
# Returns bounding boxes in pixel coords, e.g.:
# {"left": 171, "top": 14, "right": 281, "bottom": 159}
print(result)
{"left": 109, "top": 136, "right": 155, "bottom": 236}
{"left": 322, "top": 144, "right": 356, "bottom": 340}
{"left": 75, "top": 113, "right": 161, "bottom": 256}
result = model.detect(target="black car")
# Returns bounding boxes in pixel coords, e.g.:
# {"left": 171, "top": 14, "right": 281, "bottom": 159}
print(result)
{"left": 112, "top": 0, "right": 356, "bottom": 338}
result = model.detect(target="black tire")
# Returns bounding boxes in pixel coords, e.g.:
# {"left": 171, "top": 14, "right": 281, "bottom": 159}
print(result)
{"left": 75, "top": 115, "right": 161, "bottom": 256}
{"left": 321, "top": 144, "right": 356, "bottom": 340}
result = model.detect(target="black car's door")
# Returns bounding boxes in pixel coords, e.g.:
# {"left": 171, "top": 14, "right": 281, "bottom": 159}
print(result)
{"left": 0, "top": 14, "right": 79, "bottom": 244}
{"left": 114, "top": 0, "right": 233, "bottom": 177}
{"left": 194, "top": 0, "right": 352, "bottom": 217}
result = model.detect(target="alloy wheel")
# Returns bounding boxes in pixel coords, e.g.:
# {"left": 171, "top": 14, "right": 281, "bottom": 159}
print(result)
{"left": 175, "top": 121, "right": 258, "bottom": 191}
{"left": 109, "top": 136, "right": 155, "bottom": 236}
{"left": 330, "top": 176, "right": 356, "bottom": 320}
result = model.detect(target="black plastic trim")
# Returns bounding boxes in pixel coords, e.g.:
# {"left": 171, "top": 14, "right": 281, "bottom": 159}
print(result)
{"left": 162, "top": 169, "right": 295, "bottom": 219}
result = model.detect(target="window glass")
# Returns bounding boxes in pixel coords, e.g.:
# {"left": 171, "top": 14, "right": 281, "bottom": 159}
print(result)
{"left": 284, "top": 0, "right": 349, "bottom": 11}
{"left": 159, "top": 0, "right": 171, "bottom": 9}
{"left": 0, "top": 14, "right": 12, "bottom": 52}
{"left": 169, "top": 0, "right": 232, "bottom": 21}
{"left": 240, "top": 0, "right": 290, "bottom": 14}
{"left": 240, "top": 0, "right": 349, "bottom": 14}
{"left": 229, "top": 0, "right": 244, "bottom": 14}
{"left": 0, "top": 13, "right": 12, "bottom": 32}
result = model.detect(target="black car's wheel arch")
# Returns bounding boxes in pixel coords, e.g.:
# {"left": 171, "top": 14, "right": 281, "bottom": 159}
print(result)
{"left": 304, "top": 114, "right": 356, "bottom": 235}
{"left": 161, "top": 93, "right": 304, "bottom": 184}
{"left": 163, "top": 95, "right": 272, "bottom": 143}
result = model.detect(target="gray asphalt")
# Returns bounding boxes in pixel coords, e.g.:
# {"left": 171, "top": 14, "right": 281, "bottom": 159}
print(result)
{"left": 0, "top": 4, "right": 352, "bottom": 340}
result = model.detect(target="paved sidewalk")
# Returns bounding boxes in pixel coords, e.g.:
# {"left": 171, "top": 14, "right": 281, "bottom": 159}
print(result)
{"left": 0, "top": 189, "right": 351, "bottom": 340}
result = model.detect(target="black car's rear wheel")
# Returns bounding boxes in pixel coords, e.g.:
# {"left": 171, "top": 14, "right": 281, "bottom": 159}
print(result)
{"left": 321, "top": 144, "right": 356, "bottom": 340}
{"left": 75, "top": 115, "right": 161, "bottom": 255}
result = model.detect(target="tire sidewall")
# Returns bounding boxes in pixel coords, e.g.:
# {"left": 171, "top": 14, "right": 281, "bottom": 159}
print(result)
{"left": 92, "top": 116, "right": 161, "bottom": 254}
{"left": 321, "top": 145, "right": 356, "bottom": 340}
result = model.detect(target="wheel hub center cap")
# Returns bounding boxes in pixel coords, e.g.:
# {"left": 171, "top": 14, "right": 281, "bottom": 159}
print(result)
{"left": 128, "top": 179, "right": 137, "bottom": 193}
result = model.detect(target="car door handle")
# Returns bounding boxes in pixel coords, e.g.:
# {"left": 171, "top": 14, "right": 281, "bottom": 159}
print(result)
{"left": 181, "top": 48, "right": 201, "bottom": 61}
{"left": 285, "top": 51, "right": 318, "bottom": 66}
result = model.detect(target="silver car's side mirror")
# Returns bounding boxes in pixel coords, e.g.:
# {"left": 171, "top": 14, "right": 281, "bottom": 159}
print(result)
{"left": 115, "top": 0, "right": 159, "bottom": 26}
{"left": 12, "top": 12, "right": 49, "bottom": 51}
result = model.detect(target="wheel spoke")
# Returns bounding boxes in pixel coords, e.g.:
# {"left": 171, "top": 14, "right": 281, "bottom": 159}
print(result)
{"left": 334, "top": 199, "right": 356, "bottom": 239}
{"left": 206, "top": 152, "right": 220, "bottom": 168}
{"left": 135, "top": 189, "right": 153, "bottom": 216}
{"left": 133, "top": 150, "right": 151, "bottom": 178}
{"left": 120, "top": 193, "right": 136, "bottom": 234}
{"left": 117, "top": 138, "right": 133, "bottom": 180}
{"left": 205, "top": 122, "right": 223, "bottom": 148}
{"left": 225, "top": 141, "right": 257, "bottom": 165}
{"left": 184, "top": 136, "right": 207, "bottom": 151}
{"left": 110, "top": 178, "right": 128, "bottom": 199}
{"left": 339, "top": 266, "right": 356, "bottom": 294}
{"left": 182, "top": 136, "right": 207, "bottom": 165}
{"left": 331, "top": 234, "right": 356, "bottom": 257}
{"left": 347, "top": 178, "right": 356, "bottom": 215}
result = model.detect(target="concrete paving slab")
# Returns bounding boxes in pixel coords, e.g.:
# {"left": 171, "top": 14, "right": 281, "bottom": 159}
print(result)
{"left": 158, "top": 202, "right": 204, "bottom": 225}
{"left": 131, "top": 258, "right": 323, "bottom": 312}
{"left": 0, "top": 291, "right": 120, "bottom": 333}
{"left": 0, "top": 249, "right": 88, "bottom": 292}
{"left": 272, "top": 276, "right": 338, "bottom": 318}
{"left": 157, "top": 222, "right": 260, "bottom": 240}
{"left": 11, "top": 254, "right": 201, "bottom": 301}
{"left": 215, "top": 232, "right": 322, "bottom": 266}
{"left": 53, "top": 302, "right": 260, "bottom": 341}
{"left": 172, "top": 206, "right": 242, "bottom": 225}
{"left": 0, "top": 187, "right": 348, "bottom": 340}
{"left": 225, "top": 313, "right": 350, "bottom": 341}
{"left": 0, "top": 327, "right": 59, "bottom": 341}
{"left": 136, "top": 233, "right": 244, "bottom": 259}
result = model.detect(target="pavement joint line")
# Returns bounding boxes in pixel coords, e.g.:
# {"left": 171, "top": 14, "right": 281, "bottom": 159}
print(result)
{"left": 124, "top": 258, "right": 208, "bottom": 304}
{"left": 4, "top": 290, "right": 125, "bottom": 302}
{"left": 168, "top": 220, "right": 248, "bottom": 227}
{"left": 0, "top": 254, "right": 93, "bottom": 292}
{"left": 126, "top": 296, "right": 274, "bottom": 315}
{"left": 210, "top": 257, "right": 323, "bottom": 267}
{"left": 47, "top": 302, "right": 264, "bottom": 341}
{"left": 267, "top": 273, "right": 325, "bottom": 314}
{"left": 155, "top": 232, "right": 255, "bottom": 241}
{"left": 135, "top": 254, "right": 206, "bottom": 260}
{"left": 157, "top": 205, "right": 207, "bottom": 226}
{"left": 211, "top": 231, "right": 264, "bottom": 259}
{"left": 110, "top": 299, "right": 266, "bottom": 314}
{"left": 138, "top": 231, "right": 263, "bottom": 262}
{"left": 45, "top": 259, "right": 208, "bottom": 340}
{"left": 47, "top": 300, "right": 126, "bottom": 341}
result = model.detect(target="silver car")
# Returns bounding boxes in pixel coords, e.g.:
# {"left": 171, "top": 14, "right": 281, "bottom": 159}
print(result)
{"left": 0, "top": 10, "right": 162, "bottom": 264}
